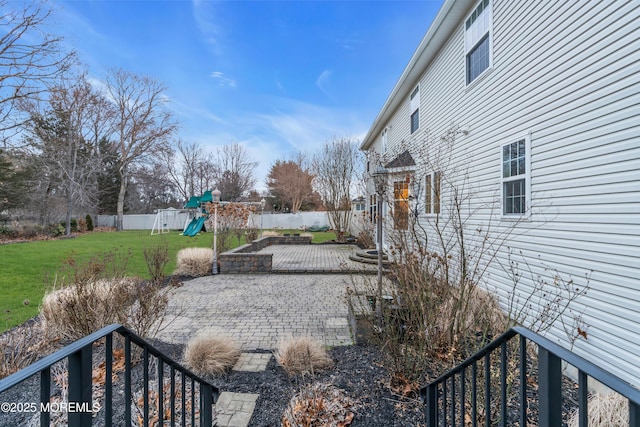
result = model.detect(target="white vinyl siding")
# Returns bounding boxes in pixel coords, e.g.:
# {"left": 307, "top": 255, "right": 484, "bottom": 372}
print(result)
{"left": 410, "top": 85, "right": 420, "bottom": 134}
{"left": 367, "top": 0, "right": 640, "bottom": 386}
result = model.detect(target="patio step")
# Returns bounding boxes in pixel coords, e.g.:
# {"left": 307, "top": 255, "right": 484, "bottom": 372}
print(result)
{"left": 349, "top": 253, "right": 391, "bottom": 267}
{"left": 355, "top": 249, "right": 389, "bottom": 260}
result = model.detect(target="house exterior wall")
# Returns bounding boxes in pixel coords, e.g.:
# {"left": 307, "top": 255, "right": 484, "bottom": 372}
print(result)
{"left": 363, "top": 0, "right": 640, "bottom": 385}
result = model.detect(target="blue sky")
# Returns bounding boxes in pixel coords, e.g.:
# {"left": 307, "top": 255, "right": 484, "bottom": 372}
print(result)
{"left": 52, "top": 0, "right": 444, "bottom": 189}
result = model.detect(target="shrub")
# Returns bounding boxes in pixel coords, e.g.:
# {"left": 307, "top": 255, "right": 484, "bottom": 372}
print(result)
{"left": 41, "top": 278, "right": 139, "bottom": 340}
{"left": 76, "top": 218, "right": 87, "bottom": 233}
{"left": 282, "top": 383, "right": 357, "bottom": 427}
{"left": 0, "top": 324, "right": 50, "bottom": 379}
{"left": 568, "top": 392, "right": 628, "bottom": 427}
{"left": 174, "top": 248, "right": 213, "bottom": 277}
{"left": 41, "top": 277, "right": 170, "bottom": 341}
{"left": 85, "top": 214, "right": 94, "bottom": 231}
{"left": 48, "top": 224, "right": 65, "bottom": 237}
{"left": 357, "top": 230, "right": 375, "bottom": 249}
{"left": 275, "top": 337, "right": 333, "bottom": 376}
{"left": 143, "top": 240, "right": 170, "bottom": 285}
{"left": 41, "top": 250, "right": 170, "bottom": 340}
{"left": 0, "top": 225, "right": 12, "bottom": 236}
{"left": 245, "top": 227, "right": 259, "bottom": 242}
{"left": 183, "top": 335, "right": 241, "bottom": 376}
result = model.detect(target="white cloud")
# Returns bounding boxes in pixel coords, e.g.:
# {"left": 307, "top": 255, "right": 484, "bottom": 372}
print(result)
{"left": 316, "top": 69, "right": 333, "bottom": 97}
{"left": 248, "top": 98, "right": 365, "bottom": 154}
{"left": 210, "top": 71, "right": 237, "bottom": 88}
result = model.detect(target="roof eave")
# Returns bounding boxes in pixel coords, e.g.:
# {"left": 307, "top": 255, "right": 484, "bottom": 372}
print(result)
{"left": 360, "top": 0, "right": 474, "bottom": 151}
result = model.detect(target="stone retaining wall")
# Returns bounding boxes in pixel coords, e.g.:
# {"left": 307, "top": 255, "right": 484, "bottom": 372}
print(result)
{"left": 219, "top": 235, "right": 312, "bottom": 273}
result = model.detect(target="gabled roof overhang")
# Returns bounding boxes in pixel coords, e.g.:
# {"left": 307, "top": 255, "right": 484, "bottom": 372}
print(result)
{"left": 360, "top": 0, "right": 475, "bottom": 151}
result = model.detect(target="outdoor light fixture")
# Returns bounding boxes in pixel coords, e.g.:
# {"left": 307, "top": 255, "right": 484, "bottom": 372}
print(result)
{"left": 260, "top": 198, "right": 266, "bottom": 237}
{"left": 212, "top": 188, "right": 221, "bottom": 275}
{"left": 371, "top": 165, "right": 388, "bottom": 321}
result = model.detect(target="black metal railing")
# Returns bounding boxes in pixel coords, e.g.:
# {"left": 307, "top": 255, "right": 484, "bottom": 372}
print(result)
{"left": 420, "top": 326, "right": 640, "bottom": 426}
{"left": 0, "top": 324, "right": 219, "bottom": 426}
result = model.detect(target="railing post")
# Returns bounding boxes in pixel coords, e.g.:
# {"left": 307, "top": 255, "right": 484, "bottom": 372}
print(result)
{"left": 67, "top": 345, "right": 93, "bottom": 427}
{"left": 424, "top": 383, "right": 437, "bottom": 427}
{"left": 538, "top": 347, "right": 562, "bottom": 427}
{"left": 201, "top": 383, "right": 213, "bottom": 427}
{"left": 631, "top": 400, "right": 640, "bottom": 427}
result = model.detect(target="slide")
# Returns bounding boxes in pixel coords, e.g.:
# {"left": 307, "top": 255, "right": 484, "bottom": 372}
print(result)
{"left": 183, "top": 216, "right": 206, "bottom": 236}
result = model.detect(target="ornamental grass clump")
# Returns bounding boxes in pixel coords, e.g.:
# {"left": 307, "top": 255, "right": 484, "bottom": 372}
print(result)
{"left": 183, "top": 335, "right": 241, "bottom": 376}
{"left": 275, "top": 337, "right": 333, "bottom": 376}
{"left": 174, "top": 248, "right": 214, "bottom": 277}
{"left": 568, "top": 392, "right": 628, "bottom": 427}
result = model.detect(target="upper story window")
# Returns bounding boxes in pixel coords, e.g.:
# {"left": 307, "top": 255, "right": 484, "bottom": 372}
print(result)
{"left": 410, "top": 85, "right": 420, "bottom": 133}
{"left": 411, "top": 110, "right": 420, "bottom": 134}
{"left": 465, "top": 0, "right": 492, "bottom": 85}
{"left": 501, "top": 136, "right": 530, "bottom": 216}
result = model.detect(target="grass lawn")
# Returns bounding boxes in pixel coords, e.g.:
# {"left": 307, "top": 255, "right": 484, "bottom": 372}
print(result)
{"left": 0, "top": 228, "right": 336, "bottom": 331}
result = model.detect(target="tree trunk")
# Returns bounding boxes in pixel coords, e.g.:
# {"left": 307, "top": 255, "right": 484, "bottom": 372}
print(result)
{"left": 116, "top": 171, "right": 127, "bottom": 231}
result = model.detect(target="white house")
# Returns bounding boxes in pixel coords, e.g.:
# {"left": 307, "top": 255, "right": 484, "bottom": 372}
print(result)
{"left": 361, "top": 0, "right": 640, "bottom": 386}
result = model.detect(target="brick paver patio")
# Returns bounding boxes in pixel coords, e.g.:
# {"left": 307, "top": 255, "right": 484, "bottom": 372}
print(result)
{"left": 155, "top": 273, "right": 359, "bottom": 349}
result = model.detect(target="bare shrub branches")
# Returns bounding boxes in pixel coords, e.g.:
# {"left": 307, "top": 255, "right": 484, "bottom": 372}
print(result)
{"left": 41, "top": 251, "right": 171, "bottom": 341}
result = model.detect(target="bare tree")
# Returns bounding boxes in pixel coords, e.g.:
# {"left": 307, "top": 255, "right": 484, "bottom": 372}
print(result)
{"left": 267, "top": 154, "right": 317, "bottom": 213}
{"left": 23, "top": 74, "right": 114, "bottom": 234}
{"left": 212, "top": 142, "right": 257, "bottom": 201}
{"left": 314, "top": 137, "right": 361, "bottom": 241}
{"left": 163, "top": 140, "right": 216, "bottom": 203}
{"left": 105, "top": 69, "right": 176, "bottom": 230}
{"left": 0, "top": 0, "right": 75, "bottom": 140}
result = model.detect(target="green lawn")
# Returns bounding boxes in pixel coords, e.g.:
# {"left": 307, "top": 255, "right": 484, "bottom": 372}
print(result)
{"left": 0, "top": 229, "right": 336, "bottom": 331}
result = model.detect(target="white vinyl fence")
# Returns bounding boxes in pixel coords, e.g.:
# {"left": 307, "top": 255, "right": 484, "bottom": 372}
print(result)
{"left": 97, "top": 211, "right": 337, "bottom": 231}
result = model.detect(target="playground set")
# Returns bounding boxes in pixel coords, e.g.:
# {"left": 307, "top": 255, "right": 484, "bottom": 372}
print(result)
{"left": 150, "top": 190, "right": 213, "bottom": 236}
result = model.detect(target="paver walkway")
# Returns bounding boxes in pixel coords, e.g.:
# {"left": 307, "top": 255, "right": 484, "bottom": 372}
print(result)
{"left": 156, "top": 244, "right": 380, "bottom": 425}
{"left": 155, "top": 274, "right": 361, "bottom": 349}
{"left": 258, "top": 244, "right": 377, "bottom": 273}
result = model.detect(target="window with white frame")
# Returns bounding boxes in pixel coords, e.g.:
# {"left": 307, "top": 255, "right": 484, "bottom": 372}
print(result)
{"left": 369, "top": 194, "right": 377, "bottom": 223}
{"left": 410, "top": 85, "right": 420, "bottom": 133}
{"left": 465, "top": 0, "right": 491, "bottom": 85}
{"left": 425, "top": 171, "right": 441, "bottom": 214}
{"left": 501, "top": 137, "right": 530, "bottom": 216}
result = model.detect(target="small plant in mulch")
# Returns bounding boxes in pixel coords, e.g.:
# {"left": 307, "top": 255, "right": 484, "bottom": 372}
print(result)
{"left": 275, "top": 337, "right": 333, "bottom": 376}
{"left": 183, "top": 335, "right": 241, "bottom": 376}
{"left": 174, "top": 247, "right": 214, "bottom": 277}
{"left": 282, "top": 383, "right": 357, "bottom": 427}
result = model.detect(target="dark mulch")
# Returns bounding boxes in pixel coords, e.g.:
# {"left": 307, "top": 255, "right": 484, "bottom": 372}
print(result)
{"left": 149, "top": 340, "right": 426, "bottom": 426}
{"left": 0, "top": 336, "right": 425, "bottom": 427}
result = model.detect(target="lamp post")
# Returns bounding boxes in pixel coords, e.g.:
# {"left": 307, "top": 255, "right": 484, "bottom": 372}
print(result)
{"left": 260, "top": 198, "right": 266, "bottom": 237}
{"left": 211, "top": 188, "right": 221, "bottom": 275}
{"left": 372, "top": 165, "right": 388, "bottom": 321}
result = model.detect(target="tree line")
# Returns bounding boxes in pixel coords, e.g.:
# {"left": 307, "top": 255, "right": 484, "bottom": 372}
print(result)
{"left": 0, "top": 1, "right": 362, "bottom": 239}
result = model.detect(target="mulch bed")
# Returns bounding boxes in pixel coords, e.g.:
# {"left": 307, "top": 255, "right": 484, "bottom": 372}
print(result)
{"left": 149, "top": 340, "right": 426, "bottom": 426}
